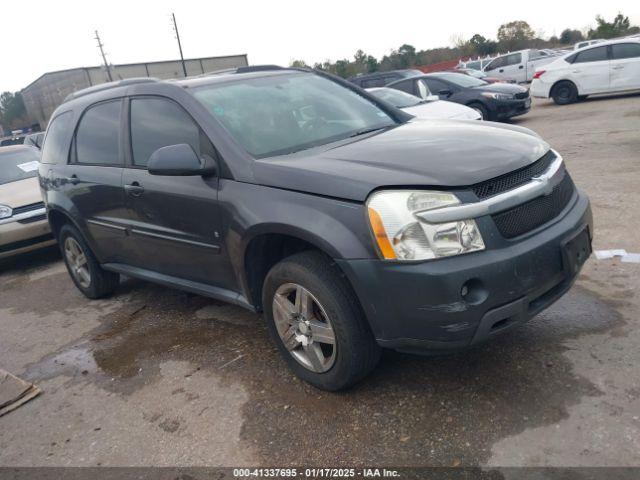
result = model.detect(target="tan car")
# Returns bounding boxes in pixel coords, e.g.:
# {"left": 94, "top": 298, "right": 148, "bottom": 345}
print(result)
{"left": 0, "top": 145, "right": 55, "bottom": 259}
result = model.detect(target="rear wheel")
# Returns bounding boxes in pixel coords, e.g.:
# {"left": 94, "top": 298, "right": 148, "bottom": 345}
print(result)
{"left": 262, "top": 251, "right": 380, "bottom": 391}
{"left": 468, "top": 102, "right": 489, "bottom": 120}
{"left": 59, "top": 224, "right": 119, "bottom": 299}
{"left": 551, "top": 81, "right": 578, "bottom": 105}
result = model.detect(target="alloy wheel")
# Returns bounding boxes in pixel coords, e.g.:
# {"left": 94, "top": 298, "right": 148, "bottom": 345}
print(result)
{"left": 272, "top": 283, "right": 337, "bottom": 373}
{"left": 64, "top": 237, "right": 91, "bottom": 288}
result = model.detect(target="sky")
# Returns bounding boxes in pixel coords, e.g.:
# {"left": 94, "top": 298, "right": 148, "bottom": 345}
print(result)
{"left": 2, "top": 0, "right": 639, "bottom": 93}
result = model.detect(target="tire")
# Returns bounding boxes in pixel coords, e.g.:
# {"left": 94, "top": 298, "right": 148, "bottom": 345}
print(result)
{"left": 262, "top": 251, "right": 381, "bottom": 391}
{"left": 551, "top": 81, "right": 578, "bottom": 105}
{"left": 468, "top": 102, "right": 489, "bottom": 120}
{"left": 59, "top": 224, "right": 119, "bottom": 299}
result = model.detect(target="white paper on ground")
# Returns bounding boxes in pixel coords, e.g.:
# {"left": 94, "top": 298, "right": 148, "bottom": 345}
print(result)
{"left": 621, "top": 253, "right": 640, "bottom": 263}
{"left": 594, "top": 249, "right": 628, "bottom": 259}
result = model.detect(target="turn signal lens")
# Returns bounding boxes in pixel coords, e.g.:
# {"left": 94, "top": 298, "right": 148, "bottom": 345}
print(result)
{"left": 533, "top": 70, "right": 546, "bottom": 80}
{"left": 368, "top": 207, "right": 396, "bottom": 259}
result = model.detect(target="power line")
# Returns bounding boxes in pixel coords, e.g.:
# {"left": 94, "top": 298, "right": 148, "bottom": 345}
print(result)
{"left": 171, "top": 13, "right": 187, "bottom": 77}
{"left": 94, "top": 30, "right": 113, "bottom": 82}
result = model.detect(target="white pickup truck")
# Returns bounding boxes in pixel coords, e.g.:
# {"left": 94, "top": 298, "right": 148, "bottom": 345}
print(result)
{"left": 483, "top": 49, "right": 560, "bottom": 83}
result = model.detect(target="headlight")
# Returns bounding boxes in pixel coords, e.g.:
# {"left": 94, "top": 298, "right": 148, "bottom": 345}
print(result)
{"left": 0, "top": 205, "right": 13, "bottom": 219}
{"left": 367, "top": 191, "right": 485, "bottom": 261}
{"left": 481, "top": 92, "right": 514, "bottom": 100}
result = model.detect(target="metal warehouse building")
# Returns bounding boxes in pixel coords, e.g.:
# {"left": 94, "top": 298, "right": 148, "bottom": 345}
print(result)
{"left": 21, "top": 54, "right": 248, "bottom": 129}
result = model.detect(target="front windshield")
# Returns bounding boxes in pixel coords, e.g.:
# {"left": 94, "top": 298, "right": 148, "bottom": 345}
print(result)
{"left": 0, "top": 148, "right": 40, "bottom": 185}
{"left": 368, "top": 88, "right": 422, "bottom": 108}
{"left": 192, "top": 72, "right": 396, "bottom": 158}
{"left": 436, "top": 72, "right": 488, "bottom": 88}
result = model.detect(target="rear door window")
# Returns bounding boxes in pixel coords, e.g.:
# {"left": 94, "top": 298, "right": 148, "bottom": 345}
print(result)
{"left": 574, "top": 46, "right": 609, "bottom": 63}
{"left": 75, "top": 100, "right": 122, "bottom": 165}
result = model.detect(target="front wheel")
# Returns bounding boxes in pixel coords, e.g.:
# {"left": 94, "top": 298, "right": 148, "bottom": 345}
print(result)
{"left": 552, "top": 81, "right": 578, "bottom": 105}
{"left": 262, "top": 251, "right": 380, "bottom": 391}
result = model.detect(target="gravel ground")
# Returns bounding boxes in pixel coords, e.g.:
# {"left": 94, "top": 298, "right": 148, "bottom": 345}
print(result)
{"left": 1, "top": 92, "right": 639, "bottom": 468}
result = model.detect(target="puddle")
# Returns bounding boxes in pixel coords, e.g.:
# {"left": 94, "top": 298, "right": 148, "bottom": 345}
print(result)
{"left": 23, "top": 342, "right": 98, "bottom": 382}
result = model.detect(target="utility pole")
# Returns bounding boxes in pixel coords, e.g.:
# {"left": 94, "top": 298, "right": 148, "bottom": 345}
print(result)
{"left": 94, "top": 30, "right": 113, "bottom": 82}
{"left": 171, "top": 13, "right": 188, "bottom": 77}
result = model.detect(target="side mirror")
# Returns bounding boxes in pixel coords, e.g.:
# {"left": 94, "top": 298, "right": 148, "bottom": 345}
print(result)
{"left": 426, "top": 95, "right": 440, "bottom": 102}
{"left": 438, "top": 89, "right": 452, "bottom": 97}
{"left": 147, "top": 144, "right": 216, "bottom": 177}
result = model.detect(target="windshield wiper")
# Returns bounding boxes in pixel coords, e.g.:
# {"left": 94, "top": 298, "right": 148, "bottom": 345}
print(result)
{"left": 348, "top": 126, "right": 388, "bottom": 138}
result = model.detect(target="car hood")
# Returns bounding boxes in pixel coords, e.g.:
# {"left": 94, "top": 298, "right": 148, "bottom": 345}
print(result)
{"left": 402, "top": 100, "right": 480, "bottom": 120}
{"left": 0, "top": 177, "right": 41, "bottom": 208}
{"left": 252, "top": 120, "right": 549, "bottom": 202}
{"left": 471, "top": 82, "right": 528, "bottom": 94}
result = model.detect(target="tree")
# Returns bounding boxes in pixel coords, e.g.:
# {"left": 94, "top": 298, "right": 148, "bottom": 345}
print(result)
{"left": 497, "top": 20, "right": 536, "bottom": 51}
{"left": 290, "top": 59, "right": 309, "bottom": 68}
{"left": 588, "top": 13, "right": 640, "bottom": 39}
{"left": 559, "top": 28, "right": 584, "bottom": 45}
{"left": 0, "top": 92, "right": 28, "bottom": 131}
{"left": 353, "top": 49, "right": 379, "bottom": 73}
{"left": 468, "top": 34, "right": 498, "bottom": 56}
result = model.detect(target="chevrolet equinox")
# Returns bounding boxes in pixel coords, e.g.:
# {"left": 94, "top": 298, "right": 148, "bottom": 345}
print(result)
{"left": 39, "top": 66, "right": 593, "bottom": 391}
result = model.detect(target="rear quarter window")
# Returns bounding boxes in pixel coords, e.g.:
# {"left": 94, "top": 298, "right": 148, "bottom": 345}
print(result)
{"left": 41, "top": 111, "right": 73, "bottom": 164}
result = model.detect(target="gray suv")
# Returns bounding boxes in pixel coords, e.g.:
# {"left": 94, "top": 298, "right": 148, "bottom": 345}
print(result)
{"left": 40, "top": 66, "right": 593, "bottom": 390}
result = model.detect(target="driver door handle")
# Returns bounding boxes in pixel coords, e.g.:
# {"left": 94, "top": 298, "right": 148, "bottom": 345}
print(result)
{"left": 65, "top": 174, "right": 80, "bottom": 185}
{"left": 124, "top": 181, "right": 145, "bottom": 196}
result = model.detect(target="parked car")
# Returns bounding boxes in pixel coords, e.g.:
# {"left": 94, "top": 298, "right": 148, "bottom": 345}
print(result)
{"left": 40, "top": 67, "right": 592, "bottom": 390}
{"left": 0, "top": 136, "right": 25, "bottom": 147}
{"left": 23, "top": 132, "right": 45, "bottom": 149}
{"left": 453, "top": 68, "right": 516, "bottom": 84}
{"left": 531, "top": 39, "right": 640, "bottom": 105}
{"left": 349, "top": 69, "right": 423, "bottom": 88}
{"left": 574, "top": 39, "right": 604, "bottom": 50}
{"left": 366, "top": 87, "right": 481, "bottom": 120}
{"left": 0, "top": 145, "right": 55, "bottom": 259}
{"left": 483, "top": 49, "right": 559, "bottom": 83}
{"left": 387, "top": 72, "right": 531, "bottom": 121}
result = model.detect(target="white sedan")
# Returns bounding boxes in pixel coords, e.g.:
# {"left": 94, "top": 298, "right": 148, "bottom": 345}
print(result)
{"left": 366, "top": 87, "right": 481, "bottom": 120}
{"left": 531, "top": 38, "right": 640, "bottom": 105}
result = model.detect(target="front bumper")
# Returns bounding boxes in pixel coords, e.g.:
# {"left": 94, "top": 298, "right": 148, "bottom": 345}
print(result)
{"left": 337, "top": 190, "right": 592, "bottom": 353}
{"left": 0, "top": 213, "right": 55, "bottom": 259}
{"left": 493, "top": 97, "right": 531, "bottom": 120}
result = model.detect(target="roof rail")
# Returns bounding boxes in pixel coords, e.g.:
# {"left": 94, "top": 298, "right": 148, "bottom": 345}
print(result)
{"left": 64, "top": 77, "right": 160, "bottom": 102}
{"left": 235, "top": 65, "right": 285, "bottom": 73}
{"left": 201, "top": 65, "right": 287, "bottom": 78}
